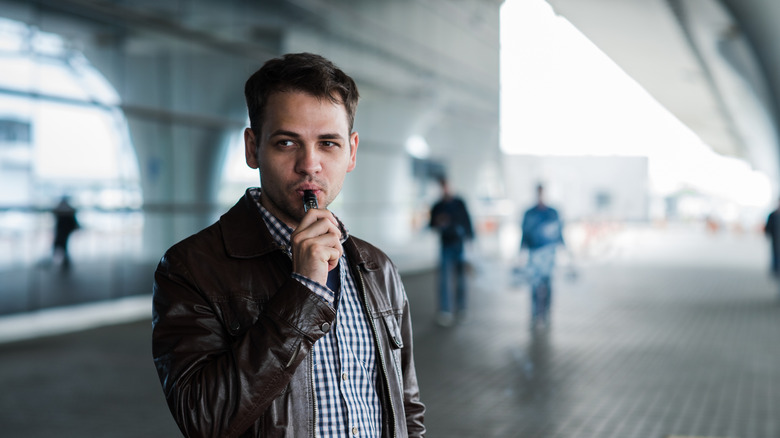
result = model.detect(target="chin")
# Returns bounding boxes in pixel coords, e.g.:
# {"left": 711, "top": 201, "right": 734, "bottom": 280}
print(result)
{"left": 284, "top": 203, "right": 307, "bottom": 223}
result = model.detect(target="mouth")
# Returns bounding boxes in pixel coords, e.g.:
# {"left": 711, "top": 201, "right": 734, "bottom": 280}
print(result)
{"left": 296, "top": 184, "right": 322, "bottom": 197}
{"left": 296, "top": 188, "right": 319, "bottom": 198}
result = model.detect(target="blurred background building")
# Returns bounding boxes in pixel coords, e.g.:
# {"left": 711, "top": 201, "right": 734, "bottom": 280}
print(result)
{"left": 1, "top": 0, "right": 776, "bottom": 314}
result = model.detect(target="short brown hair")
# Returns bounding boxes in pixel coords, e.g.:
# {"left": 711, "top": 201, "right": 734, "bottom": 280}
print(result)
{"left": 244, "top": 52, "right": 359, "bottom": 138}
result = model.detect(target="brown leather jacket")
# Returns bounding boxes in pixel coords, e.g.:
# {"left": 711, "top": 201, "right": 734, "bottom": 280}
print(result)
{"left": 152, "top": 191, "right": 425, "bottom": 437}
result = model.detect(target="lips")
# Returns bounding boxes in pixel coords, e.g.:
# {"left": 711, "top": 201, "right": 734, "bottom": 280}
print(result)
{"left": 296, "top": 187, "right": 319, "bottom": 197}
{"left": 296, "top": 183, "right": 322, "bottom": 196}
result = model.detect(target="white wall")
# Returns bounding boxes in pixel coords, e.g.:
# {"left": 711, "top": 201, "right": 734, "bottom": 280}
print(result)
{"left": 502, "top": 155, "right": 650, "bottom": 222}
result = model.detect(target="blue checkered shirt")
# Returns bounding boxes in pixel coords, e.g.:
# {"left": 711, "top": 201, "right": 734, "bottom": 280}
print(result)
{"left": 250, "top": 189, "right": 382, "bottom": 437}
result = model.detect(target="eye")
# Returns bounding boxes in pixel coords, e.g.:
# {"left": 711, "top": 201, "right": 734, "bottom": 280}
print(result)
{"left": 277, "top": 139, "right": 296, "bottom": 148}
{"left": 321, "top": 141, "right": 339, "bottom": 148}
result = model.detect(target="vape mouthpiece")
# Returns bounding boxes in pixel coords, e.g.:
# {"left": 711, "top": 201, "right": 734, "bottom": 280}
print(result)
{"left": 303, "top": 190, "right": 318, "bottom": 212}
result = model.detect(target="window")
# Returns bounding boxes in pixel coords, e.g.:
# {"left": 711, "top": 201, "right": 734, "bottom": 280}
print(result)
{"left": 0, "top": 17, "right": 141, "bottom": 268}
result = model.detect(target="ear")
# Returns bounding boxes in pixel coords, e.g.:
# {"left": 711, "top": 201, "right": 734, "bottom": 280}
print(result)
{"left": 346, "top": 131, "right": 359, "bottom": 173}
{"left": 244, "top": 128, "right": 259, "bottom": 169}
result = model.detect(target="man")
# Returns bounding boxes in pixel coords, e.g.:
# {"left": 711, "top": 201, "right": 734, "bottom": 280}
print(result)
{"left": 765, "top": 197, "right": 780, "bottom": 276}
{"left": 51, "top": 195, "right": 79, "bottom": 268}
{"left": 152, "top": 53, "right": 425, "bottom": 438}
{"left": 520, "top": 183, "right": 564, "bottom": 328}
{"left": 429, "top": 176, "right": 474, "bottom": 327}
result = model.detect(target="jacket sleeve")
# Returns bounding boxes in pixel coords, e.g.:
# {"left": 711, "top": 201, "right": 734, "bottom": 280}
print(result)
{"left": 459, "top": 199, "right": 474, "bottom": 240}
{"left": 400, "top": 294, "right": 426, "bottom": 437}
{"left": 152, "top": 249, "right": 336, "bottom": 438}
{"left": 520, "top": 210, "right": 531, "bottom": 249}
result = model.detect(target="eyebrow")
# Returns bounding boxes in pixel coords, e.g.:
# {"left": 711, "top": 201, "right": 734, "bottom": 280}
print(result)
{"left": 270, "top": 129, "right": 345, "bottom": 140}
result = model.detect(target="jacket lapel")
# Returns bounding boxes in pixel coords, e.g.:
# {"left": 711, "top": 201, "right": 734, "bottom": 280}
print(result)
{"left": 220, "top": 189, "right": 280, "bottom": 259}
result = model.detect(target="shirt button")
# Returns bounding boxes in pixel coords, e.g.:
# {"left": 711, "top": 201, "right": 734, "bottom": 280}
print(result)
{"left": 342, "top": 372, "right": 348, "bottom": 381}
{"left": 321, "top": 322, "right": 331, "bottom": 333}
{"left": 351, "top": 426, "right": 358, "bottom": 435}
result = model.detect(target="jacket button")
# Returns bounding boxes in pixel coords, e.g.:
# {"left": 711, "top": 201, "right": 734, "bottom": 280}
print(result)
{"left": 230, "top": 320, "right": 240, "bottom": 331}
{"left": 321, "top": 322, "right": 331, "bottom": 333}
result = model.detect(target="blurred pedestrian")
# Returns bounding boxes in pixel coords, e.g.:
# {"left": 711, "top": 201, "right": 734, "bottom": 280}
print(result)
{"left": 521, "top": 183, "right": 564, "bottom": 328}
{"left": 429, "top": 176, "right": 474, "bottom": 326}
{"left": 51, "top": 195, "right": 79, "bottom": 268}
{"left": 764, "top": 197, "right": 780, "bottom": 277}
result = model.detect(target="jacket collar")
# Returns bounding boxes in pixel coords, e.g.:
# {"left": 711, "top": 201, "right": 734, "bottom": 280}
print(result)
{"left": 343, "top": 235, "right": 381, "bottom": 272}
{"left": 219, "top": 189, "right": 282, "bottom": 258}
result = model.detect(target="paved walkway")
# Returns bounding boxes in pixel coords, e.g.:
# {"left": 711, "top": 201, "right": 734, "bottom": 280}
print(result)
{"left": 1, "top": 224, "right": 779, "bottom": 437}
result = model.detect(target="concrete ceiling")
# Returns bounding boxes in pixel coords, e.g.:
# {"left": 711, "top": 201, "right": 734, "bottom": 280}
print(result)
{"left": 546, "top": 0, "right": 780, "bottom": 183}
{"left": 0, "top": 0, "right": 502, "bottom": 154}
{"left": 8, "top": 0, "right": 780, "bottom": 187}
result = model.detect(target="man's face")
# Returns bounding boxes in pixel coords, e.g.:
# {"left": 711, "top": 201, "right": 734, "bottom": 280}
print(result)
{"left": 244, "top": 90, "right": 358, "bottom": 228}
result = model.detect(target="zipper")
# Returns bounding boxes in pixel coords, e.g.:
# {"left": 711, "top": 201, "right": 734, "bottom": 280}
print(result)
{"left": 357, "top": 268, "right": 397, "bottom": 438}
{"left": 310, "top": 355, "right": 318, "bottom": 438}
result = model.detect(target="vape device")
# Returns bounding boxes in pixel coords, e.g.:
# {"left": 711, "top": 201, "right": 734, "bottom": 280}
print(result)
{"left": 303, "top": 190, "right": 318, "bottom": 212}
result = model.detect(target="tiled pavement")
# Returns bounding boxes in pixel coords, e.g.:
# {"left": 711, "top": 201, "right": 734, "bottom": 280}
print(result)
{"left": 410, "top": 262, "right": 780, "bottom": 438}
{"left": 1, "top": 224, "right": 779, "bottom": 437}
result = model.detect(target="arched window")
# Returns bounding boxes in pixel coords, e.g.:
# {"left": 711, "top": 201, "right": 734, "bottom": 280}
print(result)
{"left": 0, "top": 17, "right": 141, "bottom": 268}
{"left": 217, "top": 125, "right": 258, "bottom": 207}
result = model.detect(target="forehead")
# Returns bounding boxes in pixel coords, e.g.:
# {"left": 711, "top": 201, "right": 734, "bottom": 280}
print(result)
{"left": 263, "top": 91, "right": 349, "bottom": 130}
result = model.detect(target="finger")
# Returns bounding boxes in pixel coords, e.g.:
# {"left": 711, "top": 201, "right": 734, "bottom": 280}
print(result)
{"left": 295, "top": 227, "right": 342, "bottom": 250}
{"left": 293, "top": 214, "right": 341, "bottom": 242}
{"left": 292, "top": 222, "right": 340, "bottom": 249}
{"left": 298, "top": 207, "right": 339, "bottom": 230}
{"left": 323, "top": 245, "right": 342, "bottom": 270}
{"left": 300, "top": 238, "right": 340, "bottom": 263}
{"left": 292, "top": 236, "right": 342, "bottom": 282}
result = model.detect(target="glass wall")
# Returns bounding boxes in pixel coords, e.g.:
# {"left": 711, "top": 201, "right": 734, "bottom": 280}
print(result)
{"left": 0, "top": 18, "right": 142, "bottom": 315}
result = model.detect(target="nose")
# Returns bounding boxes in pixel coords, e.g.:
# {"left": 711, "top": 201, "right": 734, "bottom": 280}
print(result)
{"left": 294, "top": 146, "right": 322, "bottom": 176}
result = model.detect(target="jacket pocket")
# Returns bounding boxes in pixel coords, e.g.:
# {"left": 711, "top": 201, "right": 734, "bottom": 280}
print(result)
{"left": 213, "top": 294, "right": 262, "bottom": 338}
{"left": 381, "top": 314, "right": 404, "bottom": 384}
{"left": 381, "top": 314, "right": 404, "bottom": 349}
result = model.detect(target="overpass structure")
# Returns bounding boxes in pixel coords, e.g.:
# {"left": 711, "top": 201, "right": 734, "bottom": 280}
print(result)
{"left": 548, "top": 0, "right": 780, "bottom": 190}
